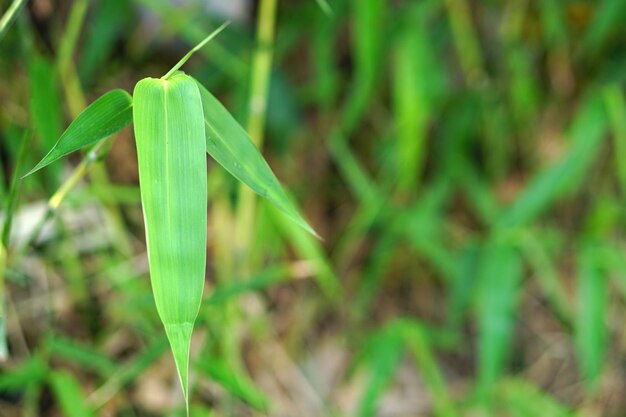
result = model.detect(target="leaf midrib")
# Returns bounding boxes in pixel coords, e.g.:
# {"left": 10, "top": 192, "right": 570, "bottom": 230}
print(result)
{"left": 163, "top": 80, "right": 172, "bottom": 233}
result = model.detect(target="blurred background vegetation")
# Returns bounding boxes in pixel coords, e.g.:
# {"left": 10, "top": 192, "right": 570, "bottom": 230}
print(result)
{"left": 2, "top": 0, "right": 626, "bottom": 415}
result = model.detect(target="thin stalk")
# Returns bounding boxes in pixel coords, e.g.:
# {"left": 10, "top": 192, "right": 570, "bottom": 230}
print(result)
{"left": 0, "top": 130, "right": 30, "bottom": 361}
{"left": 57, "top": 0, "right": 88, "bottom": 115}
{"left": 235, "top": 0, "right": 278, "bottom": 266}
{"left": 56, "top": 0, "right": 133, "bottom": 257}
{"left": 205, "top": 0, "right": 279, "bottom": 397}
{"left": 18, "top": 139, "right": 111, "bottom": 254}
{"left": 2, "top": 130, "right": 29, "bottom": 247}
{"left": 162, "top": 21, "right": 231, "bottom": 80}
{"left": 0, "top": 0, "right": 27, "bottom": 42}
{"left": 135, "top": 0, "right": 245, "bottom": 81}
{"left": 0, "top": 244, "right": 6, "bottom": 360}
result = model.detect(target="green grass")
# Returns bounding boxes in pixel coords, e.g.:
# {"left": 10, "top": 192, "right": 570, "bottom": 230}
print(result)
{"left": 2, "top": 0, "right": 626, "bottom": 416}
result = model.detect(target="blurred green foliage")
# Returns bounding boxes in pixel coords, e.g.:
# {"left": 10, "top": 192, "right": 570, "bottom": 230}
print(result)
{"left": 1, "top": 0, "right": 626, "bottom": 415}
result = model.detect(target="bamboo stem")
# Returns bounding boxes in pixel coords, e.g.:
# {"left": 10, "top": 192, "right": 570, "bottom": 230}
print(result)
{"left": 234, "top": 0, "right": 278, "bottom": 269}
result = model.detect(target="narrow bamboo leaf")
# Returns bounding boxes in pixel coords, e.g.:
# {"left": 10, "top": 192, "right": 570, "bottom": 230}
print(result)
{"left": 133, "top": 74, "right": 207, "bottom": 405}
{"left": 193, "top": 78, "right": 317, "bottom": 237}
{"left": 476, "top": 238, "right": 522, "bottom": 398}
{"left": 24, "top": 89, "right": 133, "bottom": 177}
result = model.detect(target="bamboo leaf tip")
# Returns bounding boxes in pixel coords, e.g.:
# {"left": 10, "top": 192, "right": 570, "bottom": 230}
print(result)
{"left": 164, "top": 322, "right": 195, "bottom": 401}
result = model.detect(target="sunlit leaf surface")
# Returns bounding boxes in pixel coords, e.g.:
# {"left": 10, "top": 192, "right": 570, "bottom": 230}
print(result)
{"left": 133, "top": 73, "right": 207, "bottom": 405}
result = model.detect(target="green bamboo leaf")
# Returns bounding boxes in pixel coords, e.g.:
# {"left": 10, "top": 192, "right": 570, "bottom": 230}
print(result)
{"left": 193, "top": 78, "right": 318, "bottom": 237}
{"left": 24, "top": 89, "right": 133, "bottom": 177}
{"left": 133, "top": 73, "right": 207, "bottom": 406}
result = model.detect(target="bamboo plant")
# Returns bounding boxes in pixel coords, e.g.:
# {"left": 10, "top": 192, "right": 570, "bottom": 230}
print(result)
{"left": 24, "top": 23, "right": 316, "bottom": 409}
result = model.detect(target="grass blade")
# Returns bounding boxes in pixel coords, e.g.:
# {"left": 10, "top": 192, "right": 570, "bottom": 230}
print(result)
{"left": 78, "top": 0, "right": 133, "bottom": 83}
{"left": 0, "top": 356, "right": 47, "bottom": 393}
{"left": 24, "top": 89, "right": 133, "bottom": 177}
{"left": 0, "top": 244, "right": 6, "bottom": 361}
{"left": 49, "top": 371, "right": 95, "bottom": 417}
{"left": 580, "top": 0, "right": 626, "bottom": 54}
{"left": 401, "top": 320, "right": 458, "bottom": 417}
{"left": 499, "top": 93, "right": 607, "bottom": 227}
{"left": 575, "top": 242, "right": 607, "bottom": 389}
{"left": 196, "top": 356, "right": 270, "bottom": 411}
{"left": 194, "top": 79, "right": 317, "bottom": 237}
{"left": 357, "top": 324, "right": 404, "bottom": 417}
{"left": 393, "top": 1, "right": 444, "bottom": 194}
{"left": 28, "top": 52, "right": 62, "bottom": 152}
{"left": 0, "top": 129, "right": 29, "bottom": 360}
{"left": 476, "top": 237, "right": 523, "bottom": 400}
{"left": 133, "top": 73, "right": 207, "bottom": 407}
{"left": 498, "top": 378, "right": 578, "bottom": 417}
{"left": 162, "top": 21, "right": 231, "bottom": 80}
{"left": 314, "top": 0, "right": 333, "bottom": 15}
{"left": 0, "top": 0, "right": 26, "bottom": 42}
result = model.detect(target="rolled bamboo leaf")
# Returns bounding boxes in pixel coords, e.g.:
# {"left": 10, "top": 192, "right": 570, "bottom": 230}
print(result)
{"left": 24, "top": 89, "right": 133, "bottom": 177}
{"left": 193, "top": 78, "right": 317, "bottom": 237}
{"left": 133, "top": 73, "right": 207, "bottom": 405}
